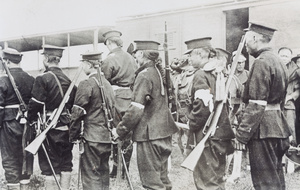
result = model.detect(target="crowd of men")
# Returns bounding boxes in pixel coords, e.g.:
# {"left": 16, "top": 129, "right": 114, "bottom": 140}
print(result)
{"left": 0, "top": 21, "right": 299, "bottom": 190}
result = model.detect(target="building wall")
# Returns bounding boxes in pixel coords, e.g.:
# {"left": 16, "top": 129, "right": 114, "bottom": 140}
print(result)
{"left": 116, "top": 0, "right": 300, "bottom": 66}
{"left": 249, "top": 0, "right": 300, "bottom": 53}
{"left": 116, "top": 7, "right": 226, "bottom": 62}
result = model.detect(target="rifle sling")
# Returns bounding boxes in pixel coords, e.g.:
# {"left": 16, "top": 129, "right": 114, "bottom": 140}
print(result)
{"left": 2, "top": 63, "right": 26, "bottom": 109}
{"left": 48, "top": 71, "right": 69, "bottom": 117}
{"left": 48, "top": 71, "right": 64, "bottom": 97}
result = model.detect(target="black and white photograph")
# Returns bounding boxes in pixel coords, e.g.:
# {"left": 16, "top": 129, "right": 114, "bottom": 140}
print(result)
{"left": 1, "top": 0, "right": 300, "bottom": 189}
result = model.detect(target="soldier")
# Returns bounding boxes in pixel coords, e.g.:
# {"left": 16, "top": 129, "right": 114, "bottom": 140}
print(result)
{"left": 0, "top": 48, "right": 35, "bottom": 190}
{"left": 115, "top": 40, "right": 178, "bottom": 190}
{"left": 186, "top": 37, "right": 235, "bottom": 190}
{"left": 278, "top": 47, "right": 300, "bottom": 173}
{"left": 69, "top": 51, "right": 115, "bottom": 190}
{"left": 228, "top": 51, "right": 249, "bottom": 125}
{"left": 292, "top": 54, "right": 300, "bottom": 67}
{"left": 102, "top": 30, "right": 138, "bottom": 178}
{"left": 27, "top": 45, "right": 76, "bottom": 190}
{"left": 235, "top": 22, "right": 291, "bottom": 190}
{"left": 278, "top": 47, "right": 299, "bottom": 146}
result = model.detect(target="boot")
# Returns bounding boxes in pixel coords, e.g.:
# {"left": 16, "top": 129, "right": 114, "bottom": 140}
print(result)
{"left": 60, "top": 171, "right": 72, "bottom": 190}
{"left": 45, "top": 175, "right": 61, "bottom": 190}
{"left": 20, "top": 179, "right": 30, "bottom": 190}
{"left": 7, "top": 183, "right": 20, "bottom": 190}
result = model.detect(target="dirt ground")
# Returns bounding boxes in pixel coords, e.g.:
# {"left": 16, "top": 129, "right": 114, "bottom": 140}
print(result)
{"left": 1, "top": 134, "right": 300, "bottom": 190}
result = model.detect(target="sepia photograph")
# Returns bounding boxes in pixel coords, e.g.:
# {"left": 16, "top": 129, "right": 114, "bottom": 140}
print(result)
{"left": 1, "top": 0, "right": 300, "bottom": 189}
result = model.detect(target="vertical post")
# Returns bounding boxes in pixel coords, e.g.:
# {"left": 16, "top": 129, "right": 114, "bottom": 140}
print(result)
{"left": 67, "top": 33, "right": 70, "bottom": 68}
{"left": 41, "top": 36, "right": 45, "bottom": 70}
{"left": 4, "top": 41, "right": 8, "bottom": 48}
{"left": 93, "top": 29, "right": 99, "bottom": 51}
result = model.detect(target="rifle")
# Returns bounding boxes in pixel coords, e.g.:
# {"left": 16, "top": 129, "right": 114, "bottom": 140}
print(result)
{"left": 78, "top": 120, "right": 84, "bottom": 190}
{"left": 37, "top": 113, "right": 62, "bottom": 190}
{"left": 94, "top": 63, "right": 115, "bottom": 132}
{"left": 0, "top": 57, "right": 34, "bottom": 176}
{"left": 1, "top": 58, "right": 27, "bottom": 123}
{"left": 121, "top": 146, "right": 134, "bottom": 190}
{"left": 181, "top": 35, "right": 246, "bottom": 171}
{"left": 164, "top": 21, "right": 175, "bottom": 111}
{"left": 25, "top": 64, "right": 83, "bottom": 155}
{"left": 94, "top": 63, "right": 123, "bottom": 183}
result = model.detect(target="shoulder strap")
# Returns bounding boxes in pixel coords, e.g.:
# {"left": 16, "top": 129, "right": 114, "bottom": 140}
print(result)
{"left": 48, "top": 71, "right": 64, "bottom": 98}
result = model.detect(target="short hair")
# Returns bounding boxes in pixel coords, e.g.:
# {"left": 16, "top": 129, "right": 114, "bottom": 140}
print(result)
{"left": 47, "top": 55, "right": 61, "bottom": 64}
{"left": 278, "top": 47, "right": 293, "bottom": 54}
{"left": 260, "top": 34, "right": 272, "bottom": 43}
{"left": 192, "top": 47, "right": 216, "bottom": 59}
{"left": 143, "top": 50, "right": 159, "bottom": 62}
{"left": 86, "top": 60, "right": 100, "bottom": 68}
{"left": 107, "top": 37, "right": 123, "bottom": 47}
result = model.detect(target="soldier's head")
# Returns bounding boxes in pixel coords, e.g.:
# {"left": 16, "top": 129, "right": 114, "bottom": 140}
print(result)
{"left": 133, "top": 40, "right": 160, "bottom": 66}
{"left": 184, "top": 37, "right": 216, "bottom": 69}
{"left": 230, "top": 50, "right": 247, "bottom": 73}
{"left": 103, "top": 30, "right": 123, "bottom": 51}
{"left": 244, "top": 22, "right": 276, "bottom": 56}
{"left": 278, "top": 47, "right": 292, "bottom": 65}
{"left": 2, "top": 47, "right": 23, "bottom": 66}
{"left": 80, "top": 51, "right": 103, "bottom": 75}
{"left": 41, "top": 45, "right": 64, "bottom": 68}
{"left": 292, "top": 54, "right": 300, "bottom": 67}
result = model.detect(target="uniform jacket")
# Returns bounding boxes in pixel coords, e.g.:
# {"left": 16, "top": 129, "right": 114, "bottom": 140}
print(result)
{"left": 236, "top": 48, "right": 291, "bottom": 144}
{"left": 117, "top": 61, "right": 178, "bottom": 142}
{"left": 69, "top": 73, "right": 115, "bottom": 143}
{"left": 284, "top": 61, "right": 300, "bottom": 110}
{"left": 188, "top": 69, "right": 235, "bottom": 140}
{"left": 0, "top": 68, "right": 34, "bottom": 123}
{"left": 101, "top": 47, "right": 137, "bottom": 113}
{"left": 27, "top": 66, "right": 76, "bottom": 127}
{"left": 102, "top": 47, "right": 137, "bottom": 87}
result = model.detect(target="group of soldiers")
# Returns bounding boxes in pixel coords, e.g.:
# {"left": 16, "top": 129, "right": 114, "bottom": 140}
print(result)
{"left": 0, "top": 21, "right": 298, "bottom": 190}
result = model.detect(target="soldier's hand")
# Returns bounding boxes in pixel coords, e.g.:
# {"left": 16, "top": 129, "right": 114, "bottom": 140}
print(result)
{"left": 234, "top": 138, "right": 246, "bottom": 151}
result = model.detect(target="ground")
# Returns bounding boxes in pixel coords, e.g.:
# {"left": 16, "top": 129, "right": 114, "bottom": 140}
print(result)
{"left": 1, "top": 134, "right": 300, "bottom": 190}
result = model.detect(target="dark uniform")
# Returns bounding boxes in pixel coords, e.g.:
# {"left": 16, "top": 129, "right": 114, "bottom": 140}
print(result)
{"left": 117, "top": 40, "right": 178, "bottom": 190}
{"left": 236, "top": 23, "right": 291, "bottom": 190}
{"left": 189, "top": 68, "right": 235, "bottom": 190}
{"left": 102, "top": 30, "right": 138, "bottom": 177}
{"left": 0, "top": 49, "right": 35, "bottom": 186}
{"left": 27, "top": 46, "right": 76, "bottom": 177}
{"left": 102, "top": 45, "right": 137, "bottom": 113}
{"left": 69, "top": 51, "right": 115, "bottom": 190}
{"left": 185, "top": 38, "right": 235, "bottom": 190}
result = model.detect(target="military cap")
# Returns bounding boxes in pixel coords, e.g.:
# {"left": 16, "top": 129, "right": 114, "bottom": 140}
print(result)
{"left": 81, "top": 51, "right": 103, "bottom": 61}
{"left": 184, "top": 37, "right": 212, "bottom": 55}
{"left": 103, "top": 30, "right": 122, "bottom": 45}
{"left": 231, "top": 50, "right": 247, "bottom": 62}
{"left": 292, "top": 54, "right": 300, "bottom": 63}
{"left": 133, "top": 40, "right": 160, "bottom": 51}
{"left": 2, "top": 48, "right": 23, "bottom": 63}
{"left": 244, "top": 22, "right": 277, "bottom": 38}
{"left": 42, "top": 44, "right": 64, "bottom": 57}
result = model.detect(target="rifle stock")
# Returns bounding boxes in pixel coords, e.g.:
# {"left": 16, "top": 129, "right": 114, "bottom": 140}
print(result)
{"left": 25, "top": 65, "right": 83, "bottom": 155}
{"left": 181, "top": 35, "right": 246, "bottom": 171}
